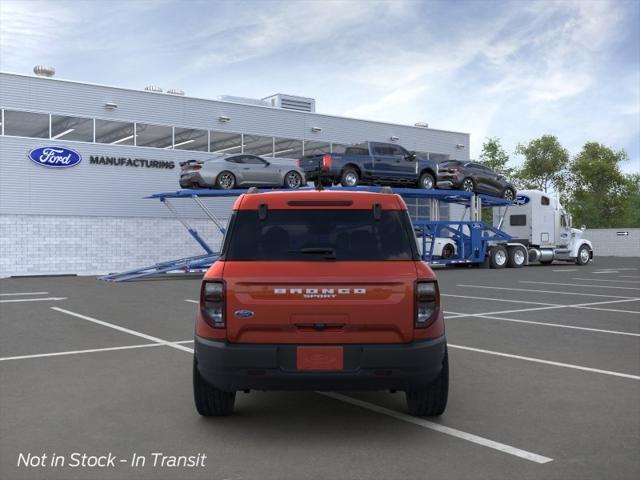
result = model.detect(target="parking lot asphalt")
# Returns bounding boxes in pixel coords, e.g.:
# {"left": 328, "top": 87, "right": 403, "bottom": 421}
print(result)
{"left": 1, "top": 257, "right": 639, "bottom": 480}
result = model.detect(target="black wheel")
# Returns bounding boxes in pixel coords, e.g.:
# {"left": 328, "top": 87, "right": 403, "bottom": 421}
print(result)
{"left": 216, "top": 171, "right": 236, "bottom": 190}
{"left": 575, "top": 244, "right": 591, "bottom": 265}
{"left": 284, "top": 170, "right": 303, "bottom": 189}
{"left": 419, "top": 172, "right": 435, "bottom": 190}
{"left": 340, "top": 168, "right": 359, "bottom": 187}
{"left": 406, "top": 348, "right": 449, "bottom": 416}
{"left": 507, "top": 246, "right": 526, "bottom": 268}
{"left": 461, "top": 177, "right": 475, "bottom": 192}
{"left": 502, "top": 188, "right": 515, "bottom": 201}
{"left": 489, "top": 245, "right": 508, "bottom": 269}
{"left": 441, "top": 243, "right": 455, "bottom": 259}
{"left": 193, "top": 360, "right": 236, "bottom": 416}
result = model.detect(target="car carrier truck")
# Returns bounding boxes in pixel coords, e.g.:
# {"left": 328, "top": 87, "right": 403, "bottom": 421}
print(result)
{"left": 492, "top": 190, "right": 593, "bottom": 267}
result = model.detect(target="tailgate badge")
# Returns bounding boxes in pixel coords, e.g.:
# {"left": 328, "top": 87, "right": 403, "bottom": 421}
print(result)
{"left": 234, "top": 310, "right": 254, "bottom": 318}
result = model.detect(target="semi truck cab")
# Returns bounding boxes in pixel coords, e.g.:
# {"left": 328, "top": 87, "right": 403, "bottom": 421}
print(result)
{"left": 495, "top": 190, "right": 593, "bottom": 265}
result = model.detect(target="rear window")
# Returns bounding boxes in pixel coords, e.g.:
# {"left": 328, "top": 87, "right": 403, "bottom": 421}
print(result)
{"left": 223, "top": 209, "right": 418, "bottom": 261}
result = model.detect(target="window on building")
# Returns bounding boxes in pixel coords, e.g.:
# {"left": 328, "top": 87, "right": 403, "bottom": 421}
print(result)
{"left": 173, "top": 127, "right": 208, "bottom": 151}
{"left": 136, "top": 123, "right": 173, "bottom": 148}
{"left": 510, "top": 215, "right": 527, "bottom": 226}
{"left": 95, "top": 119, "right": 135, "bottom": 145}
{"left": 303, "top": 141, "right": 330, "bottom": 156}
{"left": 273, "top": 137, "right": 303, "bottom": 159}
{"left": 51, "top": 115, "right": 93, "bottom": 142}
{"left": 3, "top": 110, "right": 49, "bottom": 138}
{"left": 243, "top": 134, "right": 273, "bottom": 156}
{"left": 210, "top": 131, "right": 242, "bottom": 154}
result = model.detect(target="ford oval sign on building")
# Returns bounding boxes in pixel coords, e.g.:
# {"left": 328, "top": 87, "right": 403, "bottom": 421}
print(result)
{"left": 28, "top": 146, "right": 82, "bottom": 168}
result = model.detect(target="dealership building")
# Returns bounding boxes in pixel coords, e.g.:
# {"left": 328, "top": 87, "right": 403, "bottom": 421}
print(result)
{"left": 0, "top": 69, "right": 470, "bottom": 277}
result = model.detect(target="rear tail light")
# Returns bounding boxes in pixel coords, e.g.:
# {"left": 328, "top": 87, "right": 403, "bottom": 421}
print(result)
{"left": 200, "top": 281, "right": 225, "bottom": 328}
{"left": 322, "top": 154, "right": 332, "bottom": 170}
{"left": 192, "top": 164, "right": 202, "bottom": 170}
{"left": 415, "top": 281, "right": 439, "bottom": 328}
{"left": 297, "top": 159, "right": 301, "bottom": 167}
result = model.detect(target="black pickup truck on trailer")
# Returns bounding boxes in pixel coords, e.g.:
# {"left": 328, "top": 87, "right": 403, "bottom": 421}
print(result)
{"left": 298, "top": 142, "right": 439, "bottom": 189}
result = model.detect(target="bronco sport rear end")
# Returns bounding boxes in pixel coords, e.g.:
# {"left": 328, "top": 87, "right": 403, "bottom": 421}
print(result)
{"left": 193, "top": 189, "right": 448, "bottom": 417}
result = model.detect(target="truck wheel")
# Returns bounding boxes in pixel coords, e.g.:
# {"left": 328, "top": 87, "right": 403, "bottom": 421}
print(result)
{"left": 216, "top": 171, "right": 236, "bottom": 190}
{"left": 406, "top": 348, "right": 449, "bottom": 416}
{"left": 489, "top": 245, "right": 508, "bottom": 269}
{"left": 193, "top": 360, "right": 236, "bottom": 416}
{"left": 419, "top": 172, "right": 435, "bottom": 190}
{"left": 575, "top": 245, "right": 591, "bottom": 265}
{"left": 340, "top": 168, "right": 359, "bottom": 187}
{"left": 507, "top": 246, "right": 526, "bottom": 268}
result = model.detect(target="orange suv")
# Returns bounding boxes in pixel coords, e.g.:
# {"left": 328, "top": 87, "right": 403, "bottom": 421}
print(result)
{"left": 193, "top": 189, "right": 448, "bottom": 416}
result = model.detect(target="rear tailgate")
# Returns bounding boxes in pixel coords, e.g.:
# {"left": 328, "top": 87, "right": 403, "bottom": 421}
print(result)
{"left": 223, "top": 261, "right": 418, "bottom": 344}
{"left": 298, "top": 155, "right": 323, "bottom": 175}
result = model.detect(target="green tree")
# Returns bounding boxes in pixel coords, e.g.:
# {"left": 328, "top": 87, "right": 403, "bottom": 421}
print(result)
{"left": 618, "top": 173, "right": 640, "bottom": 228}
{"left": 566, "top": 142, "right": 629, "bottom": 228}
{"left": 515, "top": 135, "right": 569, "bottom": 193}
{"left": 479, "top": 137, "right": 514, "bottom": 177}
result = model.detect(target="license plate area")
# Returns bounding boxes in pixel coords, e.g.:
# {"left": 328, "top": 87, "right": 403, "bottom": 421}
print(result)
{"left": 296, "top": 346, "right": 344, "bottom": 371}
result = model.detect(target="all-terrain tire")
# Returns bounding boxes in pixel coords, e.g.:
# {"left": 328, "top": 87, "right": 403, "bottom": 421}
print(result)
{"left": 406, "top": 349, "right": 449, "bottom": 417}
{"left": 193, "top": 360, "right": 236, "bottom": 416}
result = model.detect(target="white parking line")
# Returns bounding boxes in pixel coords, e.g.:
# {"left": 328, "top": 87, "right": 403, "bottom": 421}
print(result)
{"left": 592, "top": 270, "right": 620, "bottom": 274}
{"left": 0, "top": 340, "right": 196, "bottom": 362}
{"left": 445, "top": 311, "right": 640, "bottom": 337}
{"left": 442, "top": 294, "right": 557, "bottom": 307}
{"left": 552, "top": 269, "right": 579, "bottom": 272}
{"left": 51, "top": 307, "right": 194, "bottom": 353}
{"left": 0, "top": 297, "right": 67, "bottom": 303}
{"left": 449, "top": 344, "right": 640, "bottom": 380}
{"left": 0, "top": 291, "right": 49, "bottom": 296}
{"left": 185, "top": 299, "right": 198, "bottom": 304}
{"left": 520, "top": 281, "right": 640, "bottom": 291}
{"left": 319, "top": 392, "right": 553, "bottom": 464}
{"left": 620, "top": 275, "right": 640, "bottom": 279}
{"left": 456, "top": 284, "right": 637, "bottom": 299}
{"left": 447, "top": 298, "right": 640, "bottom": 318}
{"left": 572, "top": 278, "right": 640, "bottom": 284}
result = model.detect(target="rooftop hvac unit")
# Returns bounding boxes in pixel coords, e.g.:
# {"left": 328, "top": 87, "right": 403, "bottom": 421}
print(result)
{"left": 167, "top": 88, "right": 185, "bottom": 95}
{"left": 144, "top": 85, "right": 163, "bottom": 93}
{"left": 262, "top": 94, "right": 316, "bottom": 113}
{"left": 33, "top": 65, "right": 55, "bottom": 77}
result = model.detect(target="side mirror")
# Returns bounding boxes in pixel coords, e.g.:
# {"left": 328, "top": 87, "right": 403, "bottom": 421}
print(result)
{"left": 581, "top": 224, "right": 586, "bottom": 231}
{"left": 406, "top": 151, "right": 417, "bottom": 161}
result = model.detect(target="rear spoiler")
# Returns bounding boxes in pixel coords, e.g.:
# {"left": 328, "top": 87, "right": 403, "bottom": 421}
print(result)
{"left": 179, "top": 159, "right": 204, "bottom": 167}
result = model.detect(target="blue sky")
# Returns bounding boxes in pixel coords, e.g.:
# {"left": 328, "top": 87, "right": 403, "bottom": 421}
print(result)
{"left": 1, "top": 0, "right": 638, "bottom": 172}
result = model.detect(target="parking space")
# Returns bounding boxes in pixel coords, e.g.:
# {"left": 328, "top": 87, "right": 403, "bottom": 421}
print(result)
{"left": 1, "top": 257, "right": 639, "bottom": 479}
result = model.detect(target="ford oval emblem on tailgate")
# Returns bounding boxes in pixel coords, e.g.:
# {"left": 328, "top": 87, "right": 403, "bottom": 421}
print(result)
{"left": 235, "top": 310, "right": 254, "bottom": 318}
{"left": 28, "top": 146, "right": 82, "bottom": 168}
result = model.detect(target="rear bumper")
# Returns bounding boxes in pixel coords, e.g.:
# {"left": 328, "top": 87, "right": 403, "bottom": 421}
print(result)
{"left": 194, "top": 335, "right": 446, "bottom": 392}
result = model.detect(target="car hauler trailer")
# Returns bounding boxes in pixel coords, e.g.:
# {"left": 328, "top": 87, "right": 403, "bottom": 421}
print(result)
{"left": 99, "top": 186, "right": 593, "bottom": 282}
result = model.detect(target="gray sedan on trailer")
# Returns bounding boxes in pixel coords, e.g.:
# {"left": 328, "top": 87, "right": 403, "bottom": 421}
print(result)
{"left": 179, "top": 154, "right": 306, "bottom": 189}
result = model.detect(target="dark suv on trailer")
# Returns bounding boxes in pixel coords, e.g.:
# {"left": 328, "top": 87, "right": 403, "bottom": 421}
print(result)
{"left": 437, "top": 160, "right": 516, "bottom": 199}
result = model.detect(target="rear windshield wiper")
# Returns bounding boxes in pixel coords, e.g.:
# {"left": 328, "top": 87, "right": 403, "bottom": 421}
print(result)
{"left": 288, "top": 247, "right": 337, "bottom": 259}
